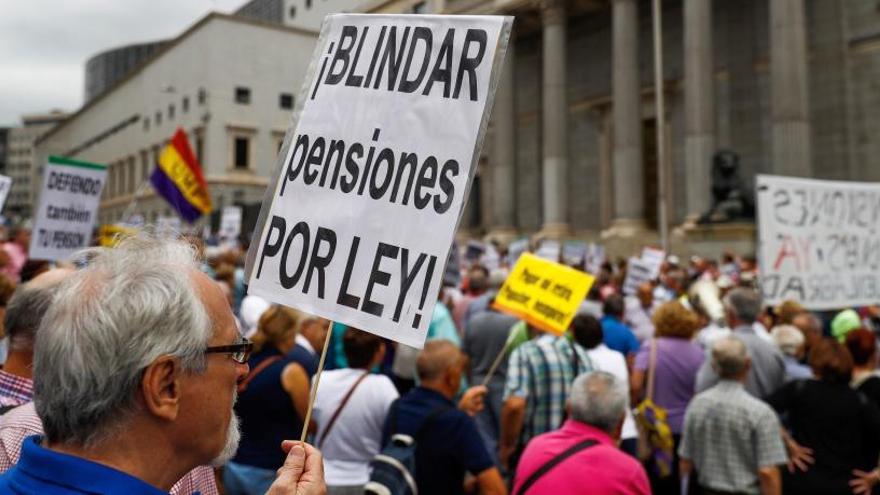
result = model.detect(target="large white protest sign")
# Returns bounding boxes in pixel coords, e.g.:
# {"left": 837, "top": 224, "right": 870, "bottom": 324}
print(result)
{"left": 30, "top": 156, "right": 106, "bottom": 261}
{"left": 757, "top": 174, "right": 880, "bottom": 310}
{"left": 245, "top": 14, "right": 511, "bottom": 348}
{"left": 220, "top": 206, "right": 243, "bottom": 241}
{"left": 0, "top": 175, "right": 12, "bottom": 213}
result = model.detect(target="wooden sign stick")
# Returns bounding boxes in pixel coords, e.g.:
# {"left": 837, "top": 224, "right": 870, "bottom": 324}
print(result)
{"left": 299, "top": 320, "right": 334, "bottom": 443}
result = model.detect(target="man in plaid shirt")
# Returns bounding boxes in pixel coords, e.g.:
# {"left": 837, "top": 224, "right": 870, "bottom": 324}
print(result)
{"left": 680, "top": 336, "right": 787, "bottom": 495}
{"left": 0, "top": 270, "right": 76, "bottom": 411}
{"left": 499, "top": 325, "right": 592, "bottom": 471}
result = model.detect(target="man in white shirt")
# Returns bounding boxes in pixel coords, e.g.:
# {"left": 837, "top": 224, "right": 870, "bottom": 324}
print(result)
{"left": 570, "top": 314, "right": 639, "bottom": 455}
{"left": 313, "top": 328, "right": 399, "bottom": 495}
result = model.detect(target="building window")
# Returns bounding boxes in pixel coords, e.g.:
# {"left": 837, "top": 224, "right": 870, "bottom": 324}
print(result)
{"left": 143, "top": 117, "right": 150, "bottom": 131}
{"left": 195, "top": 131, "right": 204, "bottom": 164}
{"left": 168, "top": 104, "right": 175, "bottom": 120}
{"left": 141, "top": 150, "right": 150, "bottom": 180}
{"left": 198, "top": 88, "right": 207, "bottom": 105}
{"left": 182, "top": 96, "right": 189, "bottom": 113}
{"left": 128, "top": 157, "right": 137, "bottom": 193}
{"left": 412, "top": 1, "right": 426, "bottom": 13}
{"left": 152, "top": 146, "right": 161, "bottom": 179}
{"left": 305, "top": 0, "right": 312, "bottom": 8}
{"left": 235, "top": 87, "right": 251, "bottom": 105}
{"left": 234, "top": 137, "right": 249, "bottom": 169}
{"left": 280, "top": 93, "right": 294, "bottom": 110}
{"left": 156, "top": 111, "right": 162, "bottom": 126}
{"left": 289, "top": 5, "right": 297, "bottom": 18}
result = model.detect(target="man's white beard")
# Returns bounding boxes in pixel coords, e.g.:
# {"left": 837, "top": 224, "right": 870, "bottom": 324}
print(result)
{"left": 211, "top": 413, "right": 241, "bottom": 468}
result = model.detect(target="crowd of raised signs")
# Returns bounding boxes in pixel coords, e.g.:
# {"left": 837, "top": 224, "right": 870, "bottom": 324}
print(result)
{"left": 0, "top": 225, "right": 878, "bottom": 495}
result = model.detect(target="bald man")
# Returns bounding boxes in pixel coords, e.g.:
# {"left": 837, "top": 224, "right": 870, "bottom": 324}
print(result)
{"left": 381, "top": 340, "right": 506, "bottom": 495}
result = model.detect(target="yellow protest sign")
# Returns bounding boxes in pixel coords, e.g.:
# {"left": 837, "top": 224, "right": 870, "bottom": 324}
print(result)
{"left": 98, "top": 224, "right": 137, "bottom": 247}
{"left": 492, "top": 252, "right": 595, "bottom": 335}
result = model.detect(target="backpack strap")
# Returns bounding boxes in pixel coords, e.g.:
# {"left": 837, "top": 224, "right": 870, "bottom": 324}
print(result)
{"left": 237, "top": 355, "right": 282, "bottom": 393}
{"left": 646, "top": 339, "right": 658, "bottom": 401}
{"left": 514, "top": 439, "right": 599, "bottom": 495}
{"left": 318, "top": 371, "right": 370, "bottom": 448}
{"left": 386, "top": 398, "right": 452, "bottom": 445}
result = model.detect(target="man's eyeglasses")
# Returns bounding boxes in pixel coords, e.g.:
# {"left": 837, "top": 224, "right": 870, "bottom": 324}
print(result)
{"left": 205, "top": 338, "right": 253, "bottom": 364}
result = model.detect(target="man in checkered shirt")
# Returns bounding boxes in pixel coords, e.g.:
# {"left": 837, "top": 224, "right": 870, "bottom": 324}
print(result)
{"left": 500, "top": 325, "right": 592, "bottom": 471}
{"left": 679, "top": 336, "right": 788, "bottom": 495}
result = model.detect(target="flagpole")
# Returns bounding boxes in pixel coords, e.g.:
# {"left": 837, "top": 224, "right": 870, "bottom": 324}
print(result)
{"left": 119, "top": 179, "right": 150, "bottom": 225}
{"left": 653, "top": 0, "right": 670, "bottom": 253}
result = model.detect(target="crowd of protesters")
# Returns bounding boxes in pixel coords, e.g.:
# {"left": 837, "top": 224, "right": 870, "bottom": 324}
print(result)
{"left": 0, "top": 224, "right": 877, "bottom": 495}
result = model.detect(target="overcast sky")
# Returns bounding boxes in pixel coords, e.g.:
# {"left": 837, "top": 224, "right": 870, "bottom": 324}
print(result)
{"left": 0, "top": 0, "right": 246, "bottom": 126}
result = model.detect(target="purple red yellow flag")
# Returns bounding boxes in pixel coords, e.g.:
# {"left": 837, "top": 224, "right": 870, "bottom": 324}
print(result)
{"left": 150, "top": 128, "right": 211, "bottom": 223}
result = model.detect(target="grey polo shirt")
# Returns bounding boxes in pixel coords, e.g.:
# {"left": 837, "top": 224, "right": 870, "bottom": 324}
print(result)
{"left": 695, "top": 325, "right": 787, "bottom": 399}
{"left": 680, "top": 380, "right": 788, "bottom": 494}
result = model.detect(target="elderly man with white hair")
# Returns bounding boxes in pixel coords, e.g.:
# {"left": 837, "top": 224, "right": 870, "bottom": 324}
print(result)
{"left": 771, "top": 324, "right": 812, "bottom": 381}
{"left": 695, "top": 288, "right": 786, "bottom": 399}
{"left": 0, "top": 234, "right": 326, "bottom": 495}
{"left": 512, "top": 371, "right": 649, "bottom": 495}
{"left": 680, "top": 336, "right": 788, "bottom": 495}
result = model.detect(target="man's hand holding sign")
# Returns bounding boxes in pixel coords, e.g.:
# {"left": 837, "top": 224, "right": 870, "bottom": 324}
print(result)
{"left": 244, "top": 14, "right": 512, "bottom": 441}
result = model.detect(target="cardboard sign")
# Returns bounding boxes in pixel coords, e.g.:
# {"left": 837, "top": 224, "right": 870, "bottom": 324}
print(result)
{"left": 757, "top": 174, "right": 880, "bottom": 310}
{"left": 586, "top": 243, "right": 605, "bottom": 275}
{"left": 220, "top": 206, "right": 243, "bottom": 241}
{"left": 493, "top": 252, "right": 595, "bottom": 335}
{"left": 536, "top": 239, "right": 561, "bottom": 262}
{"left": 623, "top": 256, "right": 654, "bottom": 295}
{"left": 481, "top": 242, "right": 500, "bottom": 271}
{"left": 640, "top": 246, "right": 665, "bottom": 279}
{"left": 563, "top": 240, "right": 587, "bottom": 268}
{"left": 444, "top": 240, "right": 462, "bottom": 287}
{"left": 464, "top": 240, "right": 485, "bottom": 264}
{"left": 30, "top": 156, "right": 106, "bottom": 261}
{"left": 507, "top": 238, "right": 529, "bottom": 266}
{"left": 245, "top": 14, "right": 512, "bottom": 348}
{"left": 0, "top": 175, "right": 12, "bottom": 213}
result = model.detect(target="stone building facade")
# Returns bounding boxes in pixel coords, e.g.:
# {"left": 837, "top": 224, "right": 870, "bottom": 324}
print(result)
{"left": 359, "top": 0, "right": 880, "bottom": 257}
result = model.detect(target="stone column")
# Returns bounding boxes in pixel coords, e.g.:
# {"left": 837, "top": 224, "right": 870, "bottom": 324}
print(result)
{"left": 771, "top": 0, "right": 811, "bottom": 176}
{"left": 490, "top": 35, "right": 516, "bottom": 239}
{"left": 684, "top": 0, "right": 715, "bottom": 221}
{"left": 611, "top": 0, "right": 644, "bottom": 226}
{"left": 540, "top": 0, "right": 568, "bottom": 236}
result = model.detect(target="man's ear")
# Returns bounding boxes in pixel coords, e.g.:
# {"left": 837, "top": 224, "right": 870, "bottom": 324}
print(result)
{"left": 141, "top": 356, "right": 182, "bottom": 422}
